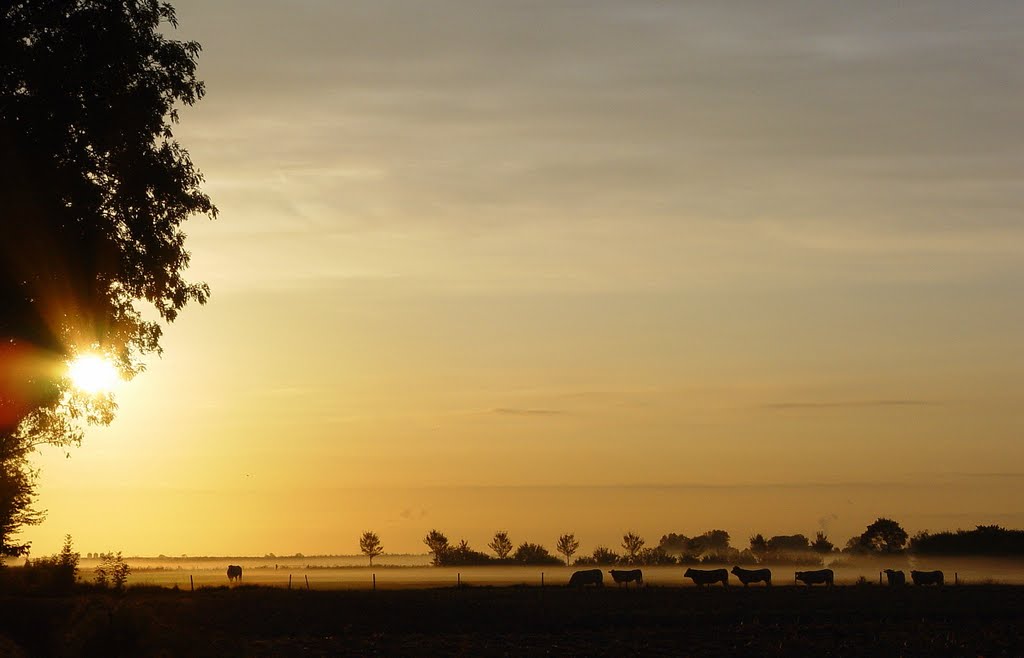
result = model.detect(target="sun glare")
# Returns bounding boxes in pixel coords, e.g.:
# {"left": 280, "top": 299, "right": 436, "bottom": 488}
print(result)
{"left": 67, "top": 354, "right": 121, "bottom": 394}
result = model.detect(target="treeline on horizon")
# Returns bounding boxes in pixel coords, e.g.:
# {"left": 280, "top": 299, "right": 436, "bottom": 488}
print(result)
{"left": 388, "top": 522, "right": 1024, "bottom": 568}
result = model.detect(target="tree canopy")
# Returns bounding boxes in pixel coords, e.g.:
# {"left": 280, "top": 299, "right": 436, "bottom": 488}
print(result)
{"left": 0, "top": 0, "right": 214, "bottom": 557}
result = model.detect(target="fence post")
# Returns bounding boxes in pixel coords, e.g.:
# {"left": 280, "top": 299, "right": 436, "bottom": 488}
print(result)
{"left": 305, "top": 574, "right": 310, "bottom": 590}
{"left": 457, "top": 572, "right": 461, "bottom": 587}
{"left": 541, "top": 572, "right": 544, "bottom": 588}
{"left": 288, "top": 574, "right": 292, "bottom": 590}
{"left": 879, "top": 571, "right": 882, "bottom": 585}
{"left": 955, "top": 572, "right": 958, "bottom": 585}
{"left": 372, "top": 573, "right": 376, "bottom": 590}
{"left": 190, "top": 574, "right": 194, "bottom": 592}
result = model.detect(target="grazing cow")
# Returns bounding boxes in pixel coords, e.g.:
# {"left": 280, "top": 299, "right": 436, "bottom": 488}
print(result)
{"left": 609, "top": 569, "right": 643, "bottom": 587}
{"left": 568, "top": 569, "right": 603, "bottom": 587}
{"left": 911, "top": 570, "right": 944, "bottom": 586}
{"left": 684, "top": 568, "right": 729, "bottom": 587}
{"left": 731, "top": 566, "right": 772, "bottom": 587}
{"left": 883, "top": 569, "right": 906, "bottom": 586}
{"left": 795, "top": 569, "right": 834, "bottom": 587}
{"left": 227, "top": 565, "right": 243, "bottom": 582}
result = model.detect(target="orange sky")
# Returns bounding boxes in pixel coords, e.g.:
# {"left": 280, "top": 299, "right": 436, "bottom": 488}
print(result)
{"left": 22, "top": 0, "right": 1024, "bottom": 556}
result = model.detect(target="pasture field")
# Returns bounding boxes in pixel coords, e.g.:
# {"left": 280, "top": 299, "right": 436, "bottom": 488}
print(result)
{"left": 112, "top": 558, "right": 1024, "bottom": 590}
{"left": 1, "top": 583, "right": 1022, "bottom": 656}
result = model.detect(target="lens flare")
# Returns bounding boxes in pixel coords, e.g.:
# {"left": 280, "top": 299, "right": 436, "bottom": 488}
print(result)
{"left": 67, "top": 354, "right": 120, "bottom": 394}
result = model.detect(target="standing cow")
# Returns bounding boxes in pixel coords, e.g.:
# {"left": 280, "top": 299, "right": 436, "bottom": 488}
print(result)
{"left": 883, "top": 569, "right": 906, "bottom": 586}
{"left": 795, "top": 569, "right": 834, "bottom": 587}
{"left": 609, "top": 569, "right": 643, "bottom": 587}
{"left": 684, "top": 568, "right": 729, "bottom": 587}
{"left": 731, "top": 566, "right": 772, "bottom": 587}
{"left": 911, "top": 570, "right": 944, "bottom": 586}
{"left": 568, "top": 569, "right": 603, "bottom": 587}
{"left": 227, "top": 565, "right": 243, "bottom": 583}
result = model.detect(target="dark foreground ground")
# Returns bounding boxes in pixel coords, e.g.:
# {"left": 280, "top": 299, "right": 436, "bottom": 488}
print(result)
{"left": 1, "top": 584, "right": 1022, "bottom": 657}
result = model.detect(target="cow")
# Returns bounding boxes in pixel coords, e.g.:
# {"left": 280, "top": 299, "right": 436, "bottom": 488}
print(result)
{"left": 883, "top": 569, "right": 906, "bottom": 586}
{"left": 911, "top": 570, "right": 944, "bottom": 586}
{"left": 684, "top": 568, "right": 729, "bottom": 587}
{"left": 795, "top": 569, "right": 834, "bottom": 587}
{"left": 609, "top": 569, "right": 643, "bottom": 587}
{"left": 227, "top": 565, "right": 243, "bottom": 582}
{"left": 568, "top": 569, "right": 603, "bottom": 587}
{"left": 731, "top": 566, "right": 772, "bottom": 587}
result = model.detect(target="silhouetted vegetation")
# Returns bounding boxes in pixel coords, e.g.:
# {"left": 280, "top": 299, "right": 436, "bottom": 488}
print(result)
{"left": 574, "top": 546, "right": 622, "bottom": 566}
{"left": 1, "top": 0, "right": 214, "bottom": 559}
{"left": 811, "top": 531, "right": 835, "bottom": 554}
{"left": 423, "top": 530, "right": 449, "bottom": 566}
{"left": 620, "top": 532, "right": 645, "bottom": 562}
{"left": 556, "top": 533, "right": 579, "bottom": 567}
{"left": 3, "top": 534, "right": 79, "bottom": 593}
{"left": 512, "top": 542, "right": 562, "bottom": 566}
{"left": 488, "top": 531, "right": 513, "bottom": 560}
{"left": 359, "top": 531, "right": 383, "bottom": 566}
{"left": 910, "top": 525, "right": 1024, "bottom": 556}
{"left": 94, "top": 551, "right": 131, "bottom": 591}
{"left": 846, "top": 518, "right": 909, "bottom": 555}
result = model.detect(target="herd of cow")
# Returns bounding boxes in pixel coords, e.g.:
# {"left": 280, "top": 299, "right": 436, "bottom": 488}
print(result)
{"left": 567, "top": 566, "right": 948, "bottom": 588}
{"left": 225, "top": 564, "right": 948, "bottom": 587}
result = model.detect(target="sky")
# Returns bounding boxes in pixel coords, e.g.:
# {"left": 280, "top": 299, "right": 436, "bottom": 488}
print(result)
{"left": 23, "top": 0, "right": 1024, "bottom": 557}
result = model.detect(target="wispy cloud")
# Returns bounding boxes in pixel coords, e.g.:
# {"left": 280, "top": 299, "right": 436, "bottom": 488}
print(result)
{"left": 488, "top": 408, "right": 565, "bottom": 417}
{"left": 764, "top": 399, "right": 941, "bottom": 410}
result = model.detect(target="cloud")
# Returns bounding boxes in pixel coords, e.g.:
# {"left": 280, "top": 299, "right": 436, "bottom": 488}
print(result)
{"left": 488, "top": 408, "right": 565, "bottom": 417}
{"left": 763, "top": 399, "right": 940, "bottom": 410}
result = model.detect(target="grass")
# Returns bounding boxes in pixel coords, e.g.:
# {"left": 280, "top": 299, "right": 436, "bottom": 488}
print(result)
{"left": 1, "top": 584, "right": 1022, "bottom": 656}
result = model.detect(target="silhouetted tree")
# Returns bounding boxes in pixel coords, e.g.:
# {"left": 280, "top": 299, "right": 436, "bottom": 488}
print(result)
{"left": 621, "top": 532, "right": 645, "bottom": 563}
{"left": 423, "top": 529, "right": 450, "bottom": 566}
{"left": 766, "top": 534, "right": 811, "bottom": 554}
{"left": 811, "top": 531, "right": 835, "bottom": 554}
{"left": 636, "top": 547, "right": 676, "bottom": 566}
{"left": 857, "top": 518, "right": 908, "bottom": 554}
{"left": 556, "top": 533, "right": 580, "bottom": 566}
{"left": 95, "top": 551, "right": 130, "bottom": 591}
{"left": 658, "top": 533, "right": 690, "bottom": 556}
{"left": 488, "top": 531, "right": 513, "bottom": 560}
{"left": 0, "top": 0, "right": 215, "bottom": 556}
{"left": 591, "top": 546, "right": 621, "bottom": 565}
{"left": 442, "top": 539, "right": 493, "bottom": 566}
{"left": 0, "top": 434, "right": 41, "bottom": 560}
{"left": 749, "top": 534, "right": 769, "bottom": 563}
{"left": 909, "top": 525, "right": 1024, "bottom": 556}
{"left": 359, "top": 531, "right": 383, "bottom": 567}
{"left": 512, "top": 542, "right": 562, "bottom": 566}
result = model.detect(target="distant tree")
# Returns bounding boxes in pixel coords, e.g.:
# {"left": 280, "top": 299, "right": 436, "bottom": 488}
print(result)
{"left": 591, "top": 546, "right": 621, "bottom": 565}
{"left": 636, "top": 547, "right": 677, "bottom": 566}
{"left": 857, "top": 518, "right": 908, "bottom": 554}
{"left": 443, "top": 539, "right": 493, "bottom": 566}
{"left": 512, "top": 542, "right": 562, "bottom": 566}
{"left": 359, "top": 531, "right": 383, "bottom": 566}
{"left": 94, "top": 551, "right": 130, "bottom": 591}
{"left": 488, "top": 531, "right": 513, "bottom": 560}
{"left": 749, "top": 534, "right": 769, "bottom": 563}
{"left": 423, "top": 529, "right": 450, "bottom": 566}
{"left": 811, "top": 531, "right": 835, "bottom": 554}
{"left": 692, "top": 529, "right": 731, "bottom": 555}
{"left": 909, "top": 525, "right": 1024, "bottom": 556}
{"left": 658, "top": 533, "right": 690, "bottom": 556}
{"left": 621, "top": 532, "right": 645, "bottom": 562}
{"left": 1, "top": 0, "right": 215, "bottom": 560}
{"left": 766, "top": 534, "right": 811, "bottom": 554}
{"left": 556, "top": 533, "right": 580, "bottom": 567}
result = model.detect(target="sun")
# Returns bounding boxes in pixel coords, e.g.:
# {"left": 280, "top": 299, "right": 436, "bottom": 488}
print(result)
{"left": 67, "top": 354, "right": 121, "bottom": 394}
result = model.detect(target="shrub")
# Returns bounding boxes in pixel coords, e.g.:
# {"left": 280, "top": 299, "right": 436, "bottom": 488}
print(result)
{"left": 95, "top": 552, "right": 130, "bottom": 591}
